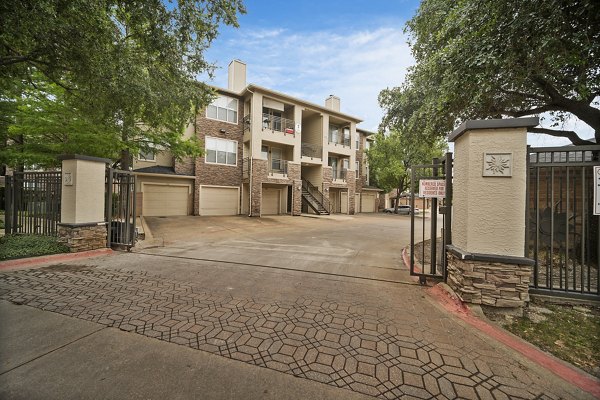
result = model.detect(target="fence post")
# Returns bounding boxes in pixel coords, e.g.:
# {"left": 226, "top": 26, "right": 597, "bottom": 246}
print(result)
{"left": 446, "top": 118, "right": 539, "bottom": 316}
{"left": 5, "top": 175, "right": 12, "bottom": 234}
{"left": 57, "top": 155, "right": 111, "bottom": 252}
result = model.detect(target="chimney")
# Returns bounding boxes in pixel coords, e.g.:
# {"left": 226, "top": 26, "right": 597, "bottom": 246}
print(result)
{"left": 228, "top": 59, "right": 247, "bottom": 93}
{"left": 325, "top": 95, "right": 340, "bottom": 112}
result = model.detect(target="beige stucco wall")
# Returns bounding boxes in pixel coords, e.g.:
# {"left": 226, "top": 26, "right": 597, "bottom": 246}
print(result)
{"left": 133, "top": 150, "right": 173, "bottom": 170}
{"left": 452, "top": 127, "right": 527, "bottom": 257}
{"left": 61, "top": 159, "right": 106, "bottom": 224}
{"left": 302, "top": 114, "right": 323, "bottom": 149}
{"left": 301, "top": 166, "right": 323, "bottom": 188}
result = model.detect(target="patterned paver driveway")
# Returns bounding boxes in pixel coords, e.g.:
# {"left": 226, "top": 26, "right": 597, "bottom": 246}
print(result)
{"left": 0, "top": 216, "right": 591, "bottom": 399}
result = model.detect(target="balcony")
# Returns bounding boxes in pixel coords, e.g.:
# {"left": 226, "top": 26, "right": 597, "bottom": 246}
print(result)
{"left": 262, "top": 113, "right": 295, "bottom": 136}
{"left": 269, "top": 160, "right": 289, "bottom": 176}
{"left": 243, "top": 157, "right": 250, "bottom": 179}
{"left": 332, "top": 169, "right": 348, "bottom": 182}
{"left": 328, "top": 136, "right": 351, "bottom": 147}
{"left": 301, "top": 143, "right": 322, "bottom": 159}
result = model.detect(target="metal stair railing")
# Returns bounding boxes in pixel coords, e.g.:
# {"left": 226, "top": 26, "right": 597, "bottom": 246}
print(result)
{"left": 301, "top": 178, "right": 330, "bottom": 214}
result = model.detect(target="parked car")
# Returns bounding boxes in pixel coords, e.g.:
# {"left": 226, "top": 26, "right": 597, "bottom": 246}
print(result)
{"left": 383, "top": 205, "right": 420, "bottom": 214}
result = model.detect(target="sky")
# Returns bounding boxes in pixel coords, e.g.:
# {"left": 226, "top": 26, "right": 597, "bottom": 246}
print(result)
{"left": 201, "top": 0, "right": 595, "bottom": 146}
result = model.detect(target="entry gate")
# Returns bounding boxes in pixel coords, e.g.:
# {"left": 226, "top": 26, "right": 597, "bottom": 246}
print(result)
{"left": 410, "top": 153, "right": 453, "bottom": 284}
{"left": 105, "top": 168, "right": 136, "bottom": 250}
{"left": 4, "top": 171, "right": 62, "bottom": 236}
{"left": 526, "top": 145, "right": 599, "bottom": 299}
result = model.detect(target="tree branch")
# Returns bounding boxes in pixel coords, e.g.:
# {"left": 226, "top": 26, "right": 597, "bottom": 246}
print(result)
{"left": 528, "top": 127, "right": 594, "bottom": 145}
{"left": 499, "top": 88, "right": 547, "bottom": 102}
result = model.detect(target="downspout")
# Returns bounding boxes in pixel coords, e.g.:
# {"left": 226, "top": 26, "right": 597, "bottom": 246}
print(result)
{"left": 247, "top": 87, "right": 254, "bottom": 216}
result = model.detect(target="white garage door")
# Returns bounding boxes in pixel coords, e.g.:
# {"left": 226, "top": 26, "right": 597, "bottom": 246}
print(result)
{"left": 361, "top": 193, "right": 376, "bottom": 213}
{"left": 262, "top": 188, "right": 280, "bottom": 215}
{"left": 143, "top": 184, "right": 189, "bottom": 216}
{"left": 200, "top": 186, "right": 239, "bottom": 216}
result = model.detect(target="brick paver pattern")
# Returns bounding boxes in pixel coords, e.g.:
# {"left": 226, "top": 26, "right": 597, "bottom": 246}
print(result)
{"left": 0, "top": 265, "right": 568, "bottom": 400}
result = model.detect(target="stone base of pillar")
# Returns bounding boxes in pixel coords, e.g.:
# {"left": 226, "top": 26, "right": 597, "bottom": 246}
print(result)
{"left": 292, "top": 179, "right": 302, "bottom": 216}
{"left": 58, "top": 223, "right": 108, "bottom": 252}
{"left": 446, "top": 245, "right": 534, "bottom": 316}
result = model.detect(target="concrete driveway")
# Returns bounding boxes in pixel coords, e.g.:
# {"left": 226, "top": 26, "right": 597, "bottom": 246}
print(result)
{"left": 0, "top": 214, "right": 594, "bottom": 399}
{"left": 140, "top": 214, "right": 417, "bottom": 283}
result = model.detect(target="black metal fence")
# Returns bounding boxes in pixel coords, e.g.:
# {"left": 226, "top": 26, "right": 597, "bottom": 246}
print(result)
{"left": 4, "top": 171, "right": 62, "bottom": 236}
{"left": 410, "top": 154, "right": 453, "bottom": 284}
{"left": 105, "top": 169, "right": 136, "bottom": 249}
{"left": 526, "top": 145, "right": 600, "bottom": 299}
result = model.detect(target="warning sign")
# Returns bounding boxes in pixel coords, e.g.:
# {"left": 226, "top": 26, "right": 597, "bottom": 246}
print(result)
{"left": 594, "top": 166, "right": 600, "bottom": 216}
{"left": 419, "top": 179, "right": 446, "bottom": 198}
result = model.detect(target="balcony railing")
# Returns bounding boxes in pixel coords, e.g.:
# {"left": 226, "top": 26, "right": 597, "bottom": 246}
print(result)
{"left": 262, "top": 113, "right": 295, "bottom": 135}
{"left": 332, "top": 168, "right": 348, "bottom": 182}
{"left": 301, "top": 143, "right": 322, "bottom": 159}
{"left": 328, "top": 136, "right": 351, "bottom": 147}
{"left": 269, "top": 160, "right": 289, "bottom": 176}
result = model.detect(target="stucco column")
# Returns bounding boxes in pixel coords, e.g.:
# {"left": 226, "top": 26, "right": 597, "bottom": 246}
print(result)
{"left": 446, "top": 118, "right": 538, "bottom": 314}
{"left": 58, "top": 155, "right": 110, "bottom": 252}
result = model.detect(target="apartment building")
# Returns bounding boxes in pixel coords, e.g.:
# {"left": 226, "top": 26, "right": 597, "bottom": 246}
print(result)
{"left": 133, "top": 60, "right": 381, "bottom": 217}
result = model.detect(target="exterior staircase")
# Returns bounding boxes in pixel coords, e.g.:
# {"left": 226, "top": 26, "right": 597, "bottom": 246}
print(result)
{"left": 301, "top": 178, "right": 330, "bottom": 215}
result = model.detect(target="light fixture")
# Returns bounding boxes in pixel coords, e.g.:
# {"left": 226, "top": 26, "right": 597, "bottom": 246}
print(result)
{"left": 219, "top": 129, "right": 226, "bottom": 133}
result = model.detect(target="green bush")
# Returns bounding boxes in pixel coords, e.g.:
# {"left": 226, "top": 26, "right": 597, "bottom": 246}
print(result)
{"left": 0, "top": 234, "right": 69, "bottom": 261}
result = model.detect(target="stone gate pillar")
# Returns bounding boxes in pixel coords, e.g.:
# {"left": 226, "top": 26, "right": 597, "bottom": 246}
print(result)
{"left": 447, "top": 118, "right": 538, "bottom": 315}
{"left": 57, "top": 155, "right": 110, "bottom": 252}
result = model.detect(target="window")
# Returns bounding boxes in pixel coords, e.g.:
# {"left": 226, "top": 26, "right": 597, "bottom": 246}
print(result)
{"left": 206, "top": 95, "right": 238, "bottom": 123}
{"left": 205, "top": 137, "right": 237, "bottom": 166}
{"left": 355, "top": 137, "right": 359, "bottom": 149}
{"left": 365, "top": 140, "right": 371, "bottom": 150}
{"left": 328, "top": 124, "right": 339, "bottom": 143}
{"left": 343, "top": 128, "right": 350, "bottom": 147}
{"left": 138, "top": 149, "right": 155, "bottom": 161}
{"left": 355, "top": 161, "right": 360, "bottom": 178}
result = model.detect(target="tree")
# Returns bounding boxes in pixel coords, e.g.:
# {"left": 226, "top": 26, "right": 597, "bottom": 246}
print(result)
{"left": 380, "top": 0, "right": 600, "bottom": 144}
{"left": 367, "top": 130, "right": 445, "bottom": 213}
{"left": 0, "top": 0, "right": 246, "bottom": 169}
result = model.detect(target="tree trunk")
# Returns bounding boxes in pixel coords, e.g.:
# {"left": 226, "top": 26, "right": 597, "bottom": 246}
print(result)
{"left": 394, "top": 177, "right": 405, "bottom": 213}
{"left": 120, "top": 148, "right": 131, "bottom": 171}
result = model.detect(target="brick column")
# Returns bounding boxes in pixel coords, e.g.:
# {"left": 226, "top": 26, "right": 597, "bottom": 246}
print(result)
{"left": 287, "top": 162, "right": 302, "bottom": 216}
{"left": 347, "top": 177, "right": 356, "bottom": 215}
{"left": 250, "top": 159, "right": 267, "bottom": 217}
{"left": 322, "top": 166, "right": 332, "bottom": 204}
{"left": 447, "top": 118, "right": 539, "bottom": 315}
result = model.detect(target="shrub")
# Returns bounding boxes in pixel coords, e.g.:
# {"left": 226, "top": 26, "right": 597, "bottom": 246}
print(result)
{"left": 0, "top": 234, "right": 69, "bottom": 261}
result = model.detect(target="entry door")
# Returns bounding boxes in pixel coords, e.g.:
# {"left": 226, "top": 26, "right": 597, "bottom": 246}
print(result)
{"left": 341, "top": 192, "right": 348, "bottom": 214}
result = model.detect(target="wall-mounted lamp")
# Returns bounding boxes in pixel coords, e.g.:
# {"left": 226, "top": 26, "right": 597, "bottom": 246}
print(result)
{"left": 219, "top": 129, "right": 226, "bottom": 133}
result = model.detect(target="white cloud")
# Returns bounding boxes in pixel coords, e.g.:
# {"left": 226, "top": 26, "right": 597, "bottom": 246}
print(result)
{"left": 204, "top": 26, "right": 414, "bottom": 131}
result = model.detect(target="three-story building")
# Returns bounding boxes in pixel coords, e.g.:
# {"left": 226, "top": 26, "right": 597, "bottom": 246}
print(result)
{"left": 133, "top": 60, "right": 381, "bottom": 217}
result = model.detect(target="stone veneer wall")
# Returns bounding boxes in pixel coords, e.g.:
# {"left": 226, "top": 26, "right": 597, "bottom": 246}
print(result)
{"left": 250, "top": 158, "right": 267, "bottom": 216}
{"left": 446, "top": 250, "right": 533, "bottom": 313}
{"left": 193, "top": 94, "right": 244, "bottom": 215}
{"left": 287, "top": 162, "right": 302, "bottom": 216}
{"left": 58, "top": 224, "right": 107, "bottom": 252}
{"left": 174, "top": 157, "right": 195, "bottom": 176}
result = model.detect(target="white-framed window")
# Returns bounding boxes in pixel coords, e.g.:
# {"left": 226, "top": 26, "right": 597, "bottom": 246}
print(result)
{"left": 355, "top": 137, "right": 359, "bottom": 149}
{"left": 206, "top": 95, "right": 238, "bottom": 124}
{"left": 139, "top": 149, "right": 155, "bottom": 161}
{"left": 355, "top": 161, "right": 360, "bottom": 178}
{"left": 205, "top": 137, "right": 237, "bottom": 166}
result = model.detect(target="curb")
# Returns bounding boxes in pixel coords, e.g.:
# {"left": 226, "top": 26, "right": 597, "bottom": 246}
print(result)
{"left": 401, "top": 246, "right": 600, "bottom": 398}
{"left": 0, "top": 248, "right": 114, "bottom": 271}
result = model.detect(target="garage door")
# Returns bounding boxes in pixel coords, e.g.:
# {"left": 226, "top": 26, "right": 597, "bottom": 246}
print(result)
{"left": 200, "top": 186, "right": 239, "bottom": 216}
{"left": 262, "top": 188, "right": 280, "bottom": 215}
{"left": 361, "top": 193, "right": 376, "bottom": 213}
{"left": 143, "top": 184, "right": 189, "bottom": 216}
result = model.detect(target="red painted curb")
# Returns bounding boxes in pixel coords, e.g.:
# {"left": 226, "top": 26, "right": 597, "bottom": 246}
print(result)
{"left": 0, "top": 248, "right": 114, "bottom": 271}
{"left": 400, "top": 248, "right": 600, "bottom": 397}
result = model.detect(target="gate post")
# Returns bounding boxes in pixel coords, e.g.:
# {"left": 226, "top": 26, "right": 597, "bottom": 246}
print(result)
{"left": 446, "top": 118, "right": 538, "bottom": 315}
{"left": 57, "top": 155, "right": 111, "bottom": 252}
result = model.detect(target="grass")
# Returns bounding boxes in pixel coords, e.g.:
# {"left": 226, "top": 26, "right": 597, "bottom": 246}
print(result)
{"left": 505, "top": 302, "right": 600, "bottom": 377}
{"left": 0, "top": 234, "right": 69, "bottom": 261}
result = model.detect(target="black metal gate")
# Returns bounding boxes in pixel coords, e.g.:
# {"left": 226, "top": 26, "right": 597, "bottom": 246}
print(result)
{"left": 410, "top": 153, "right": 453, "bottom": 284}
{"left": 105, "top": 168, "right": 136, "bottom": 249}
{"left": 526, "top": 145, "right": 599, "bottom": 299}
{"left": 4, "top": 171, "right": 62, "bottom": 236}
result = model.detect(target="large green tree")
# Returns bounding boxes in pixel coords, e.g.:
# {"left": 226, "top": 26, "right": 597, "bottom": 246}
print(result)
{"left": 380, "top": 0, "right": 600, "bottom": 144}
{"left": 367, "top": 130, "right": 445, "bottom": 212}
{"left": 0, "top": 0, "right": 246, "bottom": 169}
